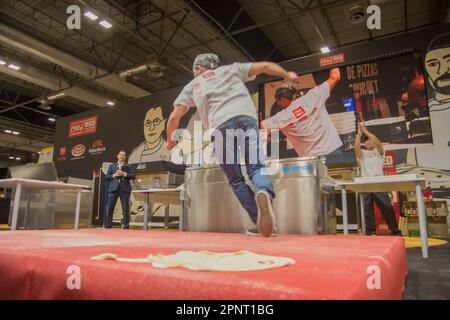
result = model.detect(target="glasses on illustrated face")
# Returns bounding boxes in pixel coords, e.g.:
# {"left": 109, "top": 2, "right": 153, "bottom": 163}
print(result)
{"left": 144, "top": 118, "right": 163, "bottom": 128}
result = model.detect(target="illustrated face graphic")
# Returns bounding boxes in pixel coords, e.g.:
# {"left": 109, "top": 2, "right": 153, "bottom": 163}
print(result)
{"left": 425, "top": 48, "right": 450, "bottom": 97}
{"left": 143, "top": 107, "right": 166, "bottom": 145}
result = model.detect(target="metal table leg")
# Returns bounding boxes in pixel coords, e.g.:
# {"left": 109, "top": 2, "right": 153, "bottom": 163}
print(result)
{"left": 164, "top": 205, "right": 170, "bottom": 229}
{"left": 143, "top": 193, "right": 149, "bottom": 230}
{"left": 74, "top": 189, "right": 82, "bottom": 229}
{"left": 341, "top": 187, "right": 348, "bottom": 235}
{"left": 416, "top": 182, "right": 429, "bottom": 258}
{"left": 179, "top": 199, "right": 184, "bottom": 231}
{"left": 24, "top": 191, "right": 30, "bottom": 229}
{"left": 360, "top": 193, "right": 366, "bottom": 235}
{"left": 11, "top": 182, "right": 22, "bottom": 231}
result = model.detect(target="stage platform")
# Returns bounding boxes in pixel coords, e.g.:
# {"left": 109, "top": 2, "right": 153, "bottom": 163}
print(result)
{"left": 0, "top": 229, "right": 407, "bottom": 300}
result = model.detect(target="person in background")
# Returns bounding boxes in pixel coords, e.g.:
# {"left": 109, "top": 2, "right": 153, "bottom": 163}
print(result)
{"left": 355, "top": 123, "right": 402, "bottom": 236}
{"left": 261, "top": 68, "right": 343, "bottom": 157}
{"left": 166, "top": 53, "right": 298, "bottom": 237}
{"left": 104, "top": 150, "right": 136, "bottom": 229}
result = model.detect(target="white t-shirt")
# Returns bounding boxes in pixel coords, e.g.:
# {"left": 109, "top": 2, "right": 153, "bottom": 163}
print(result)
{"left": 358, "top": 149, "right": 385, "bottom": 177}
{"left": 173, "top": 63, "right": 257, "bottom": 130}
{"left": 128, "top": 139, "right": 170, "bottom": 164}
{"left": 262, "top": 82, "right": 342, "bottom": 157}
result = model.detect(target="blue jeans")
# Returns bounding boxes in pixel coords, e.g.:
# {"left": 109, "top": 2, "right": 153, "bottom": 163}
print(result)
{"left": 213, "top": 115, "right": 275, "bottom": 224}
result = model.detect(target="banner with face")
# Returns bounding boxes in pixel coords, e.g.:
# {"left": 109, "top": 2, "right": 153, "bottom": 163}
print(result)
{"left": 416, "top": 32, "right": 450, "bottom": 170}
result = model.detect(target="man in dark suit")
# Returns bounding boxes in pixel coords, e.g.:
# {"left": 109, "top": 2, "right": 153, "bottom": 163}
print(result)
{"left": 104, "top": 150, "right": 136, "bottom": 229}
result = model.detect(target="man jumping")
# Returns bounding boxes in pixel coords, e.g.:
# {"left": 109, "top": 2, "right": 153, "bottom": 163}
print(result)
{"left": 166, "top": 53, "right": 298, "bottom": 237}
{"left": 261, "top": 68, "right": 343, "bottom": 157}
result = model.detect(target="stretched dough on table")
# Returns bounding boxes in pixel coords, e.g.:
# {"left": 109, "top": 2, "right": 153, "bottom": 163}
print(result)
{"left": 91, "top": 250, "right": 295, "bottom": 271}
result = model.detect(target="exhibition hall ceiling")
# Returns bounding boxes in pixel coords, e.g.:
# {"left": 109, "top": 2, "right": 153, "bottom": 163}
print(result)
{"left": 0, "top": 0, "right": 446, "bottom": 162}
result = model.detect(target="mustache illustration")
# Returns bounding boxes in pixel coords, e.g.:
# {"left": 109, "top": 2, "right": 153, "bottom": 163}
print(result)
{"left": 436, "top": 72, "right": 450, "bottom": 83}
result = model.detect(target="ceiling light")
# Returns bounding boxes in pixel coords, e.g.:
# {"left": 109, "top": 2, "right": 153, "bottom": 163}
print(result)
{"left": 8, "top": 64, "right": 20, "bottom": 70}
{"left": 15, "top": 157, "right": 21, "bottom": 161}
{"left": 106, "top": 101, "right": 115, "bottom": 106}
{"left": 38, "top": 100, "right": 52, "bottom": 110}
{"left": 99, "top": 20, "right": 113, "bottom": 29}
{"left": 12, "top": 131, "right": 19, "bottom": 135}
{"left": 8, "top": 156, "right": 14, "bottom": 160}
{"left": 84, "top": 11, "right": 98, "bottom": 21}
{"left": 47, "top": 92, "right": 65, "bottom": 100}
{"left": 4, "top": 129, "right": 12, "bottom": 134}
{"left": 320, "top": 46, "right": 330, "bottom": 54}
{"left": 48, "top": 117, "right": 56, "bottom": 122}
{"left": 0, "top": 60, "right": 6, "bottom": 65}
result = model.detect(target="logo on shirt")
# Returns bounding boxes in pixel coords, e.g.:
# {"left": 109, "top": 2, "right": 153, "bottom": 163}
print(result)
{"left": 292, "top": 106, "right": 306, "bottom": 119}
{"left": 202, "top": 71, "right": 216, "bottom": 79}
{"left": 193, "top": 82, "right": 201, "bottom": 90}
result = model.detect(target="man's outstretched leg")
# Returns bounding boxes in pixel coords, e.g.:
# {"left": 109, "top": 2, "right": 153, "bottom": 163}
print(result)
{"left": 242, "top": 116, "right": 276, "bottom": 237}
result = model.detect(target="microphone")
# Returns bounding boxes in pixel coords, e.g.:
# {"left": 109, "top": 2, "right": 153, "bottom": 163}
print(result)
{"left": 118, "top": 163, "right": 123, "bottom": 180}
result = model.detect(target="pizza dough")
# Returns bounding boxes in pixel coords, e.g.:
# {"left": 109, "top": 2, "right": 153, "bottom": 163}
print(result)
{"left": 91, "top": 250, "right": 295, "bottom": 271}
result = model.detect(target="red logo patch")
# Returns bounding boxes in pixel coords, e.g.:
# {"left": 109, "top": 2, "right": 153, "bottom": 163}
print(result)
{"left": 202, "top": 71, "right": 216, "bottom": 79}
{"left": 92, "top": 139, "right": 104, "bottom": 148}
{"left": 59, "top": 146, "right": 67, "bottom": 156}
{"left": 68, "top": 116, "right": 98, "bottom": 138}
{"left": 71, "top": 144, "right": 86, "bottom": 157}
{"left": 320, "top": 53, "right": 345, "bottom": 67}
{"left": 292, "top": 106, "right": 306, "bottom": 119}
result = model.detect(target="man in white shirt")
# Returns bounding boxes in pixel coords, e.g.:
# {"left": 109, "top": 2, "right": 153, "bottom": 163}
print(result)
{"left": 355, "top": 123, "right": 402, "bottom": 236}
{"left": 261, "top": 68, "right": 343, "bottom": 157}
{"left": 166, "top": 53, "right": 298, "bottom": 237}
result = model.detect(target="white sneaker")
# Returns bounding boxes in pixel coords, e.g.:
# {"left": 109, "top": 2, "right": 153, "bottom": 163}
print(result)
{"left": 246, "top": 227, "right": 277, "bottom": 237}
{"left": 255, "top": 190, "right": 276, "bottom": 238}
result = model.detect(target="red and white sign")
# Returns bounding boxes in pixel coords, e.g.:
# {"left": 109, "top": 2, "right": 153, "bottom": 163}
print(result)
{"left": 71, "top": 144, "right": 86, "bottom": 157}
{"left": 319, "top": 53, "right": 345, "bottom": 67}
{"left": 59, "top": 146, "right": 67, "bottom": 156}
{"left": 383, "top": 151, "right": 396, "bottom": 176}
{"left": 292, "top": 106, "right": 306, "bottom": 119}
{"left": 68, "top": 116, "right": 98, "bottom": 138}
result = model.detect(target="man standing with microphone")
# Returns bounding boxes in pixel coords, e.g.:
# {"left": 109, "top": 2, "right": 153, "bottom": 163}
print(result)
{"left": 104, "top": 150, "right": 136, "bottom": 229}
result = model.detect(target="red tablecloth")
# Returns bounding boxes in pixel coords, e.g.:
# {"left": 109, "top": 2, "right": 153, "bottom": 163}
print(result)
{"left": 0, "top": 229, "right": 407, "bottom": 299}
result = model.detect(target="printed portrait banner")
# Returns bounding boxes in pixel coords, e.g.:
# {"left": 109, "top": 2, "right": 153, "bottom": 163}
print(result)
{"left": 54, "top": 86, "right": 194, "bottom": 179}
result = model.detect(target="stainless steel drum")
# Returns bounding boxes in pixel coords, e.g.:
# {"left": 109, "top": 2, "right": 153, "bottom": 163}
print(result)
{"left": 183, "top": 157, "right": 336, "bottom": 235}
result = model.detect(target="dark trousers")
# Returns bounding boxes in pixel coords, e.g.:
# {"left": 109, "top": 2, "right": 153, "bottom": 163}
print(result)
{"left": 104, "top": 190, "right": 130, "bottom": 228}
{"left": 362, "top": 192, "right": 399, "bottom": 234}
